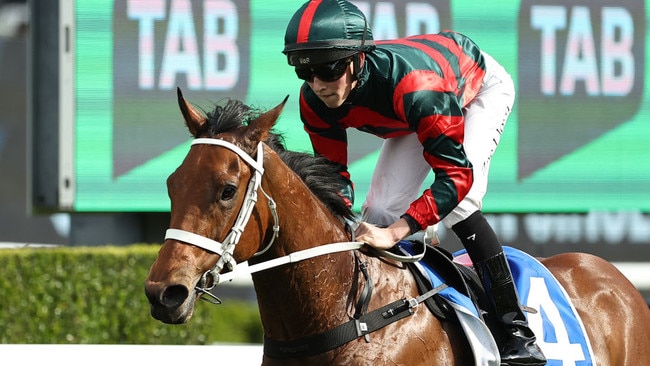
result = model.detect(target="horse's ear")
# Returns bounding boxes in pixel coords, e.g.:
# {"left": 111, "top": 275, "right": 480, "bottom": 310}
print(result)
{"left": 248, "top": 95, "right": 289, "bottom": 142}
{"left": 177, "top": 87, "right": 207, "bottom": 137}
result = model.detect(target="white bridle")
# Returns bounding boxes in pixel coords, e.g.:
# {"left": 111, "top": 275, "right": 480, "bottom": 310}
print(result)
{"left": 164, "top": 137, "right": 427, "bottom": 304}
{"left": 164, "top": 138, "right": 279, "bottom": 302}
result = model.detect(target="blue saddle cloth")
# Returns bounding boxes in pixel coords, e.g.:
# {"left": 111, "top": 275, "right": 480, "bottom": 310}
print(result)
{"left": 398, "top": 242, "right": 596, "bottom": 365}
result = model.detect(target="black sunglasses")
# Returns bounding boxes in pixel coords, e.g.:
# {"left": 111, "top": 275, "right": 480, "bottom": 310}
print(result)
{"left": 295, "top": 58, "right": 352, "bottom": 82}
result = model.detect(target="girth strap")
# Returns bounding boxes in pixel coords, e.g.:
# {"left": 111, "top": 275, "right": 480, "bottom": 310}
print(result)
{"left": 263, "top": 283, "right": 448, "bottom": 359}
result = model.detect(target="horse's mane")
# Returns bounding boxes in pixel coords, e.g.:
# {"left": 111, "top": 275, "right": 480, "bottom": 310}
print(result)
{"left": 203, "top": 99, "right": 355, "bottom": 220}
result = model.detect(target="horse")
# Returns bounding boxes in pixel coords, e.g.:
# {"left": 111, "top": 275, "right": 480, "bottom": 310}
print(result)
{"left": 145, "top": 88, "right": 650, "bottom": 365}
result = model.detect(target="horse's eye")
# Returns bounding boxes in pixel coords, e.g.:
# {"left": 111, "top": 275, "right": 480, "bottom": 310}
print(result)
{"left": 220, "top": 185, "right": 237, "bottom": 201}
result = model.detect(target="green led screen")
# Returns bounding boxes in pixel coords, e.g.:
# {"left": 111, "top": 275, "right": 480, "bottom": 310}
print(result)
{"left": 72, "top": 0, "right": 650, "bottom": 212}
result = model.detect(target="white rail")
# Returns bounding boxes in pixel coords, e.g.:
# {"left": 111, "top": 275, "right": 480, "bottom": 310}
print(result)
{"left": 0, "top": 344, "right": 264, "bottom": 365}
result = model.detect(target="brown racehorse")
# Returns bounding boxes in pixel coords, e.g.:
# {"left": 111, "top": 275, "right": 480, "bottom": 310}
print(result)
{"left": 145, "top": 88, "right": 650, "bottom": 365}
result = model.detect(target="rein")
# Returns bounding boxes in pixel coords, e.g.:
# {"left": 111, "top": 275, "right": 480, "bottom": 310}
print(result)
{"left": 165, "top": 138, "right": 426, "bottom": 304}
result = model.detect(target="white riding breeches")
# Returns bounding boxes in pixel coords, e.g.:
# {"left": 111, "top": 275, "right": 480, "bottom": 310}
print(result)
{"left": 361, "top": 51, "right": 515, "bottom": 229}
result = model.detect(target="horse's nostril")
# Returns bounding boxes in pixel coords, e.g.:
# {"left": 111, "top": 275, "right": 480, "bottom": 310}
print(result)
{"left": 161, "top": 285, "right": 189, "bottom": 308}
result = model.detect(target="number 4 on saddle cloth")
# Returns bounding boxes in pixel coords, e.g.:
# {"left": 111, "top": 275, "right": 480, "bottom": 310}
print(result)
{"left": 396, "top": 241, "right": 597, "bottom": 366}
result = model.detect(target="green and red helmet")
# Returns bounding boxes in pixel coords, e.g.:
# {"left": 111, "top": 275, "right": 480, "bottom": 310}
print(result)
{"left": 283, "top": 0, "right": 375, "bottom": 66}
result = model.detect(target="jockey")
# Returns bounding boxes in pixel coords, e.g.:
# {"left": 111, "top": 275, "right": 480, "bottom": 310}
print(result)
{"left": 282, "top": 1, "right": 546, "bottom": 365}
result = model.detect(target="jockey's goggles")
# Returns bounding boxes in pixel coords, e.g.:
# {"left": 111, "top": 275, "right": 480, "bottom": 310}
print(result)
{"left": 294, "top": 57, "right": 352, "bottom": 82}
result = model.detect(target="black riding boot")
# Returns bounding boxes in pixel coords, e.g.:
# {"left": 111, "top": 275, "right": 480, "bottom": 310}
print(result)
{"left": 453, "top": 211, "right": 546, "bottom": 366}
{"left": 474, "top": 252, "right": 546, "bottom": 366}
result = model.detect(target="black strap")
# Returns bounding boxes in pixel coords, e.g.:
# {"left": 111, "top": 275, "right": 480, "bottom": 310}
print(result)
{"left": 263, "top": 283, "right": 448, "bottom": 359}
{"left": 407, "top": 261, "right": 452, "bottom": 321}
{"left": 353, "top": 256, "right": 372, "bottom": 319}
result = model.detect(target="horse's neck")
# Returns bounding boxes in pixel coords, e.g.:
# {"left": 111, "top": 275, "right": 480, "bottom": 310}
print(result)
{"left": 263, "top": 151, "right": 350, "bottom": 252}
{"left": 252, "top": 152, "right": 358, "bottom": 340}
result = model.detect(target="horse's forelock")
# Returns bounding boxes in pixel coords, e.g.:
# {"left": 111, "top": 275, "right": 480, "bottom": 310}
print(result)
{"left": 204, "top": 99, "right": 257, "bottom": 137}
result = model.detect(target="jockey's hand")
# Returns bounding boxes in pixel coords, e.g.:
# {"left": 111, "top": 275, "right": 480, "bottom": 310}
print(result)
{"left": 355, "top": 218, "right": 412, "bottom": 250}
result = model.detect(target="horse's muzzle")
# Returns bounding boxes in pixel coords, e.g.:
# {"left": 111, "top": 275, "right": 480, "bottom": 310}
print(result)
{"left": 144, "top": 281, "right": 195, "bottom": 324}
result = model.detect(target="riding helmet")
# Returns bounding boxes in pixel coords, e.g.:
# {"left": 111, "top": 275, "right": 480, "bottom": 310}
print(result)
{"left": 283, "top": 0, "right": 375, "bottom": 67}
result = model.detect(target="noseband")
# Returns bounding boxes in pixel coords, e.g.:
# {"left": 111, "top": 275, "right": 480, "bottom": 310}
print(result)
{"left": 164, "top": 138, "right": 279, "bottom": 304}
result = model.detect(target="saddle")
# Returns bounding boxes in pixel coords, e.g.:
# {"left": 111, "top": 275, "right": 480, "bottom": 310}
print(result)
{"left": 398, "top": 241, "right": 597, "bottom": 366}
{"left": 395, "top": 241, "right": 496, "bottom": 328}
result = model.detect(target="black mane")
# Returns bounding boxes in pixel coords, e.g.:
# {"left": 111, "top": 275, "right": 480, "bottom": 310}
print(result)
{"left": 203, "top": 99, "right": 354, "bottom": 220}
